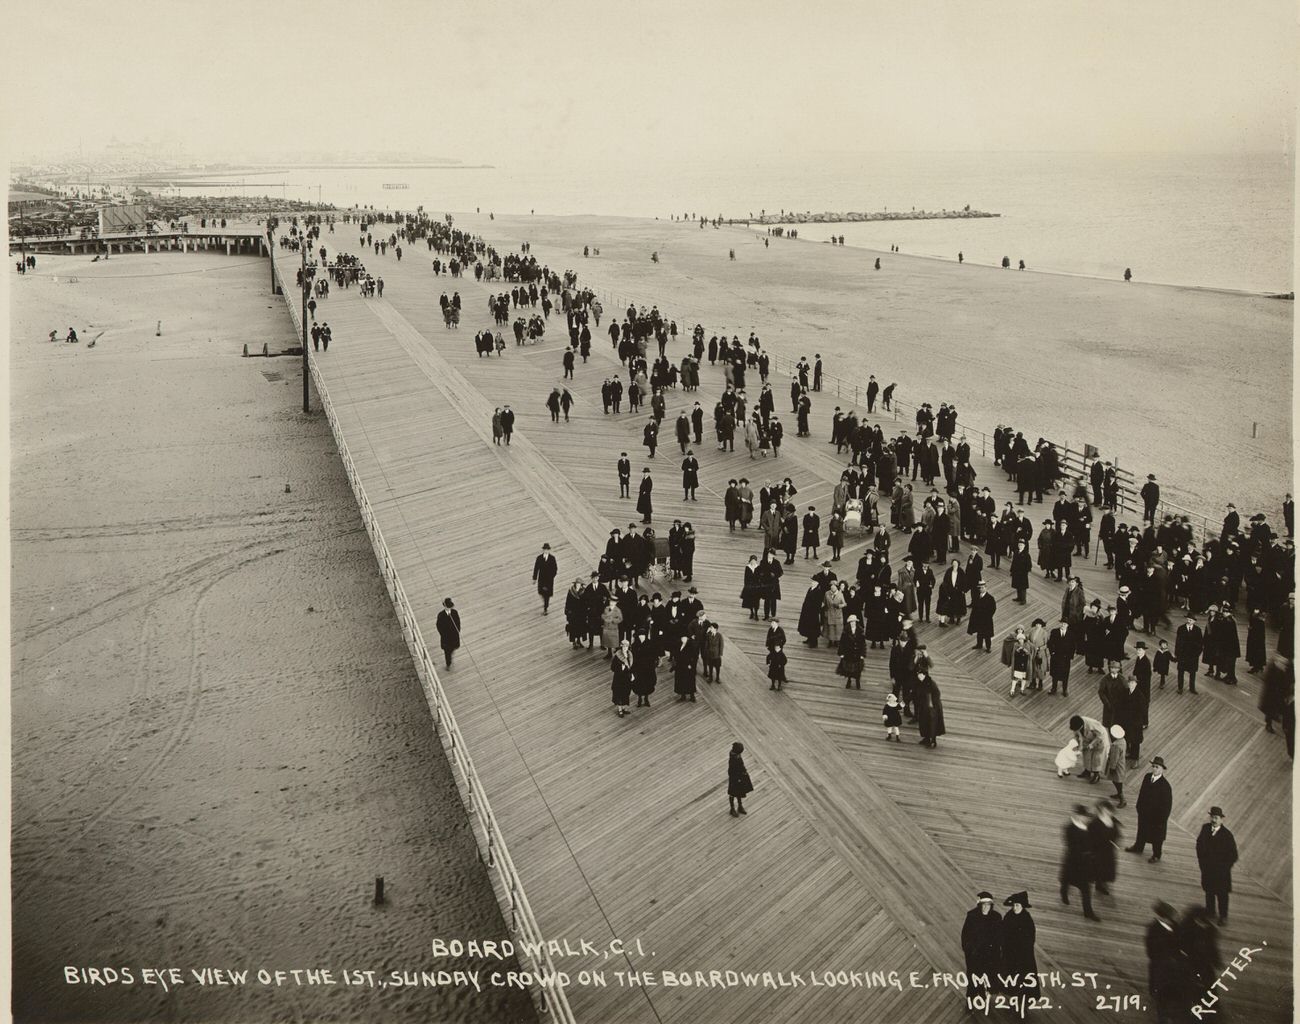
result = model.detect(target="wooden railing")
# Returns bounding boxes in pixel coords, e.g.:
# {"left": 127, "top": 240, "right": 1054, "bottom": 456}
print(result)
{"left": 273, "top": 255, "right": 577, "bottom": 1024}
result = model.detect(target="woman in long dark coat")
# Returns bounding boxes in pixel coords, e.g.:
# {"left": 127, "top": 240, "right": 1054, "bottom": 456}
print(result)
{"left": 1201, "top": 606, "right": 1221, "bottom": 676}
{"left": 779, "top": 509, "right": 799, "bottom": 564}
{"left": 797, "top": 582, "right": 823, "bottom": 648}
{"left": 1213, "top": 607, "right": 1240, "bottom": 683}
{"left": 611, "top": 640, "right": 635, "bottom": 716}
{"left": 1000, "top": 893, "right": 1038, "bottom": 986}
{"left": 837, "top": 615, "right": 866, "bottom": 688}
{"left": 1246, "top": 608, "right": 1268, "bottom": 673}
{"left": 936, "top": 560, "right": 966, "bottom": 625}
{"left": 674, "top": 635, "right": 698, "bottom": 701}
{"left": 961, "top": 895, "right": 1003, "bottom": 1002}
{"left": 741, "top": 555, "right": 762, "bottom": 619}
{"left": 1082, "top": 603, "right": 1107, "bottom": 672}
{"left": 564, "top": 579, "right": 588, "bottom": 648}
{"left": 864, "top": 586, "right": 890, "bottom": 649}
{"left": 1037, "top": 525, "right": 1055, "bottom": 578}
{"left": 728, "top": 742, "right": 752, "bottom": 816}
{"left": 913, "top": 661, "right": 946, "bottom": 747}
{"left": 631, "top": 633, "right": 658, "bottom": 707}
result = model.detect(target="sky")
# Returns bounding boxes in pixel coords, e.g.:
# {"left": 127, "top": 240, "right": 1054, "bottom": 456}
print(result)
{"left": 2, "top": 0, "right": 1297, "bottom": 165}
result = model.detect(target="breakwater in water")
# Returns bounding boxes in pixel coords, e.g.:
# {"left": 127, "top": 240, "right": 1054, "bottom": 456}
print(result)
{"left": 745, "top": 208, "right": 999, "bottom": 224}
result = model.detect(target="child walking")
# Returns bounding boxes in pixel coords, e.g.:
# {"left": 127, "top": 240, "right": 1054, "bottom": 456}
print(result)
{"left": 767, "top": 644, "right": 788, "bottom": 691}
{"left": 882, "top": 693, "right": 903, "bottom": 741}
{"left": 1153, "top": 640, "right": 1171, "bottom": 689}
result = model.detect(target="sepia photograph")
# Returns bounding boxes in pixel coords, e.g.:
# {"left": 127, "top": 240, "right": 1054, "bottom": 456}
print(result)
{"left": 5, "top": 2, "right": 1296, "bottom": 1021}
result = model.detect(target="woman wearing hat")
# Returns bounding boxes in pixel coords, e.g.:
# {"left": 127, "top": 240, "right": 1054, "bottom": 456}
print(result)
{"left": 1082, "top": 601, "right": 1107, "bottom": 673}
{"left": 1028, "top": 618, "right": 1050, "bottom": 690}
{"left": 1037, "top": 520, "right": 1056, "bottom": 579}
{"left": 837, "top": 615, "right": 866, "bottom": 689}
{"left": 727, "top": 742, "right": 753, "bottom": 817}
{"left": 936, "top": 558, "right": 966, "bottom": 625}
{"left": 1009, "top": 628, "right": 1032, "bottom": 696}
{"left": 823, "top": 582, "right": 846, "bottom": 648}
{"left": 960, "top": 892, "right": 1002, "bottom": 1002}
{"left": 1211, "top": 605, "right": 1240, "bottom": 684}
{"left": 600, "top": 598, "right": 623, "bottom": 656}
{"left": 914, "top": 657, "right": 946, "bottom": 747}
{"left": 564, "top": 578, "right": 588, "bottom": 648}
{"left": 610, "top": 639, "right": 635, "bottom": 716}
{"left": 1000, "top": 892, "right": 1038, "bottom": 985}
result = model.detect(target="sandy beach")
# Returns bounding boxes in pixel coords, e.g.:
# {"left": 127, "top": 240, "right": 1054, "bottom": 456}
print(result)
{"left": 9, "top": 252, "right": 535, "bottom": 1024}
{"left": 447, "top": 211, "right": 1292, "bottom": 518}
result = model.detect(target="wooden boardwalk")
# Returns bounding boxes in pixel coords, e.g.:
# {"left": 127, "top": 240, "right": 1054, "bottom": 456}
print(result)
{"left": 295, "top": 238, "right": 1292, "bottom": 1023}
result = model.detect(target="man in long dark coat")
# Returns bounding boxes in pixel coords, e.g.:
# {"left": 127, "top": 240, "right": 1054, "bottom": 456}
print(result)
{"left": 637, "top": 468, "right": 654, "bottom": 524}
{"left": 1047, "top": 619, "right": 1075, "bottom": 696}
{"left": 1195, "top": 806, "right": 1238, "bottom": 924}
{"left": 1126, "top": 757, "right": 1173, "bottom": 861}
{"left": 532, "top": 543, "right": 559, "bottom": 614}
{"left": 681, "top": 451, "right": 699, "bottom": 501}
{"left": 435, "top": 598, "right": 461, "bottom": 668}
{"left": 1060, "top": 805, "right": 1100, "bottom": 920}
{"left": 1174, "top": 614, "right": 1203, "bottom": 694}
{"left": 967, "top": 582, "right": 997, "bottom": 652}
{"left": 1145, "top": 902, "right": 1182, "bottom": 1023}
{"left": 1113, "top": 677, "right": 1148, "bottom": 762}
{"left": 960, "top": 892, "right": 1002, "bottom": 1002}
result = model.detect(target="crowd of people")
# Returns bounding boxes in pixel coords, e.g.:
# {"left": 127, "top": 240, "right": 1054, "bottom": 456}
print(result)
{"left": 292, "top": 206, "right": 1291, "bottom": 1018}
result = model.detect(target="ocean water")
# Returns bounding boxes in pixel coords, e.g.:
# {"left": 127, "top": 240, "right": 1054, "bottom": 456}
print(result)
{"left": 170, "top": 150, "right": 1293, "bottom": 292}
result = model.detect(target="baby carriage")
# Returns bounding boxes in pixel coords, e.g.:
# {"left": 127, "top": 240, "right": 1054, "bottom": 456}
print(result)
{"left": 843, "top": 498, "right": 867, "bottom": 536}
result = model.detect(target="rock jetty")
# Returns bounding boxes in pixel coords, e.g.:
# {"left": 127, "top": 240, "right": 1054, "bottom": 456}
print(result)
{"left": 746, "top": 208, "right": 998, "bottom": 224}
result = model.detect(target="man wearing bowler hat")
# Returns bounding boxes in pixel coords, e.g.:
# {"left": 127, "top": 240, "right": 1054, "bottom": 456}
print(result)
{"left": 532, "top": 543, "right": 558, "bottom": 614}
{"left": 1196, "top": 806, "right": 1238, "bottom": 924}
{"left": 1126, "top": 756, "right": 1173, "bottom": 862}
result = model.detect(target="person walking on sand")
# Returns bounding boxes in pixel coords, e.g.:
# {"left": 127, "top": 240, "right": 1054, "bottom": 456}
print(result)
{"left": 728, "top": 742, "right": 753, "bottom": 816}
{"left": 532, "top": 542, "right": 558, "bottom": 614}
{"left": 435, "top": 597, "right": 461, "bottom": 668}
